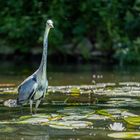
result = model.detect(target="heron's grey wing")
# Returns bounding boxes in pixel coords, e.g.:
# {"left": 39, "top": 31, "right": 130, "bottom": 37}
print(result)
{"left": 17, "top": 76, "right": 38, "bottom": 104}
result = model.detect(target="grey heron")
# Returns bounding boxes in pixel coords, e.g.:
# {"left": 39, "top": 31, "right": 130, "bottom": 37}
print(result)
{"left": 17, "top": 19, "right": 54, "bottom": 114}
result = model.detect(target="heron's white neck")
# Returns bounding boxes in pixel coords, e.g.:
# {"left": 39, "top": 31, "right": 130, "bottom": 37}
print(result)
{"left": 38, "top": 26, "right": 50, "bottom": 79}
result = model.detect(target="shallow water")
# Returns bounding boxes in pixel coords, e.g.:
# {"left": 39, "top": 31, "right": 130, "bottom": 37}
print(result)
{"left": 0, "top": 63, "right": 140, "bottom": 139}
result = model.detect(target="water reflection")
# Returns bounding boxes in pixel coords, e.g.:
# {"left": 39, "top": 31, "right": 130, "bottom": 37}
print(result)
{"left": 0, "top": 62, "right": 140, "bottom": 86}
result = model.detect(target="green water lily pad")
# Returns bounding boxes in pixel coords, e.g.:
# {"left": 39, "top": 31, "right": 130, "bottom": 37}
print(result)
{"left": 105, "top": 109, "right": 133, "bottom": 118}
{"left": 105, "top": 109, "right": 126, "bottom": 114}
{"left": 20, "top": 114, "right": 51, "bottom": 119}
{"left": 19, "top": 115, "right": 33, "bottom": 120}
{"left": 96, "top": 109, "right": 136, "bottom": 119}
{"left": 106, "top": 98, "right": 140, "bottom": 107}
{"left": 19, "top": 117, "right": 50, "bottom": 124}
{"left": 96, "top": 110, "right": 113, "bottom": 117}
{"left": 124, "top": 116, "right": 140, "bottom": 126}
{"left": 19, "top": 114, "right": 62, "bottom": 124}
{"left": 0, "top": 114, "right": 62, "bottom": 125}
{"left": 62, "top": 115, "right": 86, "bottom": 121}
{"left": 98, "top": 109, "right": 137, "bottom": 118}
{"left": 108, "top": 132, "right": 140, "bottom": 139}
{"left": 19, "top": 114, "right": 50, "bottom": 124}
{"left": 86, "top": 114, "right": 109, "bottom": 120}
{"left": 0, "top": 120, "right": 18, "bottom": 125}
{"left": 121, "top": 112, "right": 138, "bottom": 117}
{"left": 57, "top": 107, "right": 94, "bottom": 115}
{"left": 49, "top": 120, "right": 93, "bottom": 129}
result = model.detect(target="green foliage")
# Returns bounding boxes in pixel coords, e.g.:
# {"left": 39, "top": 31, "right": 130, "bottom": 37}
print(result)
{"left": 0, "top": 0, "right": 140, "bottom": 63}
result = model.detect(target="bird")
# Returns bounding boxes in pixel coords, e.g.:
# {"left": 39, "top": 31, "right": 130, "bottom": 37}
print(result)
{"left": 17, "top": 19, "right": 54, "bottom": 114}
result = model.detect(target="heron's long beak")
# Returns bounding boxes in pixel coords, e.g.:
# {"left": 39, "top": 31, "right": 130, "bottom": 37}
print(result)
{"left": 50, "top": 23, "right": 54, "bottom": 28}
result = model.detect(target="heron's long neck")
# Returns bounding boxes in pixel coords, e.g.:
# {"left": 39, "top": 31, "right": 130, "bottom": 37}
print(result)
{"left": 38, "top": 26, "right": 50, "bottom": 79}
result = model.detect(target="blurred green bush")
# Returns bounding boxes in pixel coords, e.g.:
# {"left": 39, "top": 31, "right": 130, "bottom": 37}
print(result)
{"left": 0, "top": 0, "right": 140, "bottom": 64}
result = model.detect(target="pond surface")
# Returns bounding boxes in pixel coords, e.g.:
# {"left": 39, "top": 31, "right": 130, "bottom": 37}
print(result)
{"left": 0, "top": 62, "right": 140, "bottom": 139}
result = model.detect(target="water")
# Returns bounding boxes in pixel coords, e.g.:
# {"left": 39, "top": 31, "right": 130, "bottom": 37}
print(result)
{"left": 0, "top": 62, "right": 140, "bottom": 139}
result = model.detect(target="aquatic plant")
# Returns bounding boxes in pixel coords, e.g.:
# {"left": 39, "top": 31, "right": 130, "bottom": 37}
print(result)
{"left": 124, "top": 116, "right": 140, "bottom": 126}
{"left": 108, "top": 132, "right": 140, "bottom": 139}
{"left": 48, "top": 120, "right": 93, "bottom": 129}
{"left": 109, "top": 122, "right": 125, "bottom": 131}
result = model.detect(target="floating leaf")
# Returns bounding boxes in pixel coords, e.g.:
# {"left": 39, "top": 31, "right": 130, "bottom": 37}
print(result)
{"left": 19, "top": 114, "right": 51, "bottom": 120}
{"left": 96, "top": 109, "right": 133, "bottom": 119}
{"left": 106, "top": 98, "right": 140, "bottom": 108}
{"left": 0, "top": 121, "right": 18, "bottom": 125}
{"left": 62, "top": 115, "right": 86, "bottom": 121}
{"left": 0, "top": 114, "right": 62, "bottom": 125}
{"left": 86, "top": 114, "right": 109, "bottom": 120}
{"left": 57, "top": 107, "right": 93, "bottom": 115}
{"left": 48, "top": 120, "right": 93, "bottom": 129}
{"left": 19, "top": 114, "right": 62, "bottom": 125}
{"left": 19, "top": 115, "right": 33, "bottom": 120}
{"left": 105, "top": 109, "right": 136, "bottom": 118}
{"left": 19, "top": 117, "right": 50, "bottom": 124}
{"left": 121, "top": 111, "right": 138, "bottom": 117}
{"left": 105, "top": 109, "right": 125, "bottom": 114}
{"left": 96, "top": 110, "right": 113, "bottom": 117}
{"left": 124, "top": 116, "right": 140, "bottom": 126}
{"left": 108, "top": 132, "right": 140, "bottom": 139}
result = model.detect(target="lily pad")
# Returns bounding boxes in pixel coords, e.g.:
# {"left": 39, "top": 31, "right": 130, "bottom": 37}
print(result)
{"left": 48, "top": 120, "right": 93, "bottom": 129}
{"left": 96, "top": 109, "right": 135, "bottom": 119}
{"left": 19, "top": 114, "right": 62, "bottom": 125}
{"left": 57, "top": 107, "right": 94, "bottom": 115}
{"left": 96, "top": 110, "right": 113, "bottom": 118}
{"left": 108, "top": 132, "right": 140, "bottom": 139}
{"left": 86, "top": 114, "right": 109, "bottom": 120}
{"left": 106, "top": 97, "right": 140, "bottom": 107}
{"left": 121, "top": 111, "right": 138, "bottom": 117}
{"left": 20, "top": 114, "right": 50, "bottom": 119}
{"left": 0, "top": 114, "right": 62, "bottom": 125}
{"left": 124, "top": 116, "right": 140, "bottom": 126}
{"left": 105, "top": 109, "right": 126, "bottom": 114}
{"left": 62, "top": 115, "right": 86, "bottom": 121}
{"left": 19, "top": 117, "right": 50, "bottom": 124}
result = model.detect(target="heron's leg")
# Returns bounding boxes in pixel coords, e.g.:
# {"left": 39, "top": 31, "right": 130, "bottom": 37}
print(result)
{"left": 20, "top": 105, "right": 23, "bottom": 115}
{"left": 35, "top": 100, "right": 41, "bottom": 114}
{"left": 29, "top": 100, "right": 33, "bottom": 114}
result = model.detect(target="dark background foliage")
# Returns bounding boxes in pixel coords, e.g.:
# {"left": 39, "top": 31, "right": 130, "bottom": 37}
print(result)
{"left": 0, "top": 0, "right": 140, "bottom": 64}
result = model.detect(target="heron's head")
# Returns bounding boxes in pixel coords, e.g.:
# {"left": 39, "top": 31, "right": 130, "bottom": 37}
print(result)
{"left": 46, "top": 20, "right": 54, "bottom": 28}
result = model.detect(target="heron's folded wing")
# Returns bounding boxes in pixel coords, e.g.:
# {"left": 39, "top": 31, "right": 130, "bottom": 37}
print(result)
{"left": 18, "top": 77, "right": 38, "bottom": 102}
